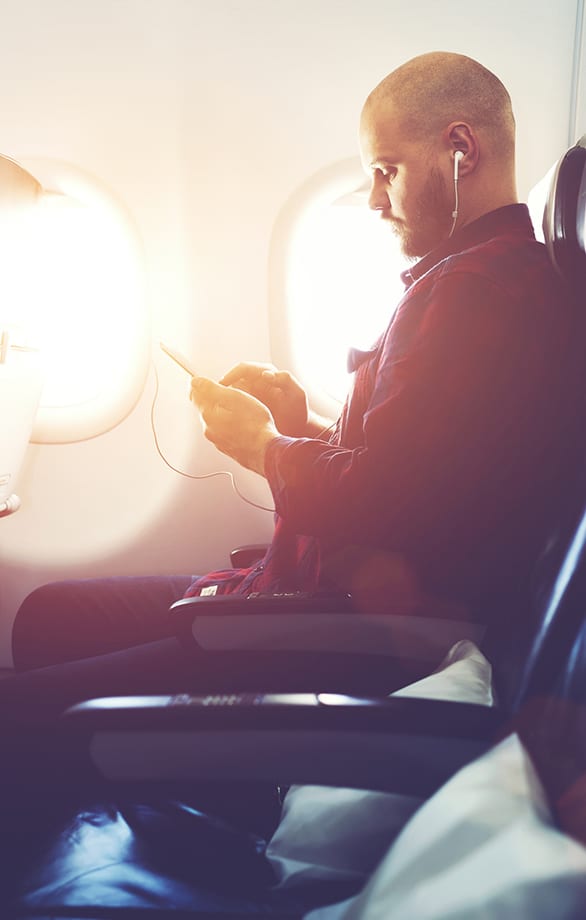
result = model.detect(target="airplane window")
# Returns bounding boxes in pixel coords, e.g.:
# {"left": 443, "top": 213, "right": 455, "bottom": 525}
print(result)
{"left": 271, "top": 159, "right": 407, "bottom": 416}
{"left": 1, "top": 158, "right": 148, "bottom": 443}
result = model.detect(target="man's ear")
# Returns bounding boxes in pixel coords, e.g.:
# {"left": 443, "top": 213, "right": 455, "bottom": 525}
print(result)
{"left": 445, "top": 122, "right": 479, "bottom": 175}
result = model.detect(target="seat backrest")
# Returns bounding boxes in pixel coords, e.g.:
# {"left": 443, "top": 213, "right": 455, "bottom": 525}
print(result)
{"left": 543, "top": 134, "right": 586, "bottom": 293}
{"left": 502, "top": 136, "right": 586, "bottom": 712}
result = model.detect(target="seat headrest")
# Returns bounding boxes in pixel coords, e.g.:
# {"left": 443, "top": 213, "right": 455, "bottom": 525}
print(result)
{"left": 543, "top": 135, "right": 586, "bottom": 289}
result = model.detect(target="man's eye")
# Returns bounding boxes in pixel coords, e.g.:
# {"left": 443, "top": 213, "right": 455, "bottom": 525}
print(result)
{"left": 380, "top": 168, "right": 396, "bottom": 181}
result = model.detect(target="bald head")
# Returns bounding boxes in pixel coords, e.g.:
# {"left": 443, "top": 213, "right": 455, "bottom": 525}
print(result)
{"left": 359, "top": 52, "right": 518, "bottom": 255}
{"left": 364, "top": 52, "right": 515, "bottom": 162}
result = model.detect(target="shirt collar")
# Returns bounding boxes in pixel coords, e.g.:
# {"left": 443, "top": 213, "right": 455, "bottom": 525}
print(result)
{"left": 400, "top": 204, "right": 534, "bottom": 287}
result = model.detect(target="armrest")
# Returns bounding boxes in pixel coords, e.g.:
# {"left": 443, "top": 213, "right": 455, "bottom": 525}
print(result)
{"left": 230, "top": 544, "right": 269, "bottom": 568}
{"left": 170, "top": 594, "right": 487, "bottom": 666}
{"left": 63, "top": 692, "right": 503, "bottom": 798}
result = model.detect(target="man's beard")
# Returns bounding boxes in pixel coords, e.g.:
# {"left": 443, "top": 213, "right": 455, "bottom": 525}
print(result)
{"left": 391, "top": 168, "right": 454, "bottom": 260}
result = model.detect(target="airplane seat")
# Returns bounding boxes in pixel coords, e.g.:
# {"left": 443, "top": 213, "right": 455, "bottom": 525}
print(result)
{"left": 230, "top": 544, "right": 270, "bottom": 568}
{"left": 489, "top": 132, "right": 586, "bottom": 709}
{"left": 2, "top": 135, "right": 586, "bottom": 920}
{"left": 6, "top": 486, "right": 586, "bottom": 918}
{"left": 543, "top": 133, "right": 586, "bottom": 291}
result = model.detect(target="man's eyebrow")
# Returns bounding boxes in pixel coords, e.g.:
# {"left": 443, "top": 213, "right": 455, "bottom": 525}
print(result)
{"left": 370, "top": 157, "right": 396, "bottom": 168}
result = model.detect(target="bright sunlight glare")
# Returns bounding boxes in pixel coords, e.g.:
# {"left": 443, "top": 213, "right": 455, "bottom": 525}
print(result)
{"left": 287, "top": 201, "right": 407, "bottom": 403}
{"left": 10, "top": 190, "right": 142, "bottom": 409}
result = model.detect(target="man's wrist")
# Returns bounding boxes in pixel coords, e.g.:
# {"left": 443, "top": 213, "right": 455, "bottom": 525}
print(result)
{"left": 305, "top": 410, "right": 337, "bottom": 439}
{"left": 254, "top": 427, "right": 281, "bottom": 478}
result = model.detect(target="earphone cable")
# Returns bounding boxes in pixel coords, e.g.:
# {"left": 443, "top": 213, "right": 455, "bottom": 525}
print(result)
{"left": 150, "top": 362, "right": 275, "bottom": 514}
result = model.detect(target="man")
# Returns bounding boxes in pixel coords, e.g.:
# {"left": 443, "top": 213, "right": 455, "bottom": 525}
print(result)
{"left": 11, "top": 52, "right": 579, "bottom": 695}
{"left": 184, "top": 50, "right": 575, "bottom": 625}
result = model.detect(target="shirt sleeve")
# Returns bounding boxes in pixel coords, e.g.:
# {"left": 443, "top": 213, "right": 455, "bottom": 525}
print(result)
{"left": 263, "top": 267, "right": 567, "bottom": 555}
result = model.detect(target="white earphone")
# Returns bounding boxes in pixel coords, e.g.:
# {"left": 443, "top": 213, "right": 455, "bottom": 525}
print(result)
{"left": 450, "top": 151, "right": 465, "bottom": 235}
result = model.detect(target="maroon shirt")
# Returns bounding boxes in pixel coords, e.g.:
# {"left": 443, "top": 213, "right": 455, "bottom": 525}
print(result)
{"left": 186, "top": 205, "right": 579, "bottom": 621}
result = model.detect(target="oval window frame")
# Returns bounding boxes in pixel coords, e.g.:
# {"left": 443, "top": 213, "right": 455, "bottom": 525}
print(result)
{"left": 269, "top": 157, "right": 406, "bottom": 415}
{"left": 16, "top": 157, "right": 150, "bottom": 444}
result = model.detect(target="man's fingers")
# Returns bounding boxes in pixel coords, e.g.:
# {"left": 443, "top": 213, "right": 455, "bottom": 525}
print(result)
{"left": 190, "top": 377, "right": 240, "bottom": 414}
{"left": 191, "top": 375, "right": 271, "bottom": 420}
{"left": 219, "top": 366, "right": 243, "bottom": 386}
{"left": 190, "top": 375, "right": 277, "bottom": 476}
{"left": 261, "top": 369, "right": 287, "bottom": 385}
{"left": 189, "top": 375, "right": 220, "bottom": 408}
{"left": 220, "top": 362, "right": 276, "bottom": 387}
{"left": 227, "top": 377, "right": 255, "bottom": 396}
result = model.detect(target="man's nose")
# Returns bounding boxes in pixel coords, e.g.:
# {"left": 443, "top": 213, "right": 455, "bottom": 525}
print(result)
{"left": 367, "top": 175, "right": 388, "bottom": 211}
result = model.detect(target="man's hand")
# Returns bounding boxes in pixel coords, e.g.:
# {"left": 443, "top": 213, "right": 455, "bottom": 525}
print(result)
{"left": 220, "top": 362, "right": 309, "bottom": 437}
{"left": 190, "top": 376, "right": 279, "bottom": 476}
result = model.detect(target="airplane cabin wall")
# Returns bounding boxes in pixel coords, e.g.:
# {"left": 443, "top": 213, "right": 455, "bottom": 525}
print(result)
{"left": 0, "top": 0, "right": 582, "bottom": 666}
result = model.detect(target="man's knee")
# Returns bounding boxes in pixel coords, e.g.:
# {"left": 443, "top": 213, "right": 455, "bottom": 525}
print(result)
{"left": 12, "top": 575, "right": 192, "bottom": 671}
{"left": 12, "top": 582, "right": 73, "bottom": 671}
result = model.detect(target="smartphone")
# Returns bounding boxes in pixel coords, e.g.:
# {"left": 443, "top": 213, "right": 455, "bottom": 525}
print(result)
{"left": 160, "top": 341, "right": 197, "bottom": 377}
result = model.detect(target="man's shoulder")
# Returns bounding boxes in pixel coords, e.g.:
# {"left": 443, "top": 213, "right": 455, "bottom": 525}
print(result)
{"left": 444, "top": 229, "right": 547, "bottom": 271}
{"left": 392, "top": 230, "right": 570, "bottom": 347}
{"left": 432, "top": 232, "right": 564, "bottom": 304}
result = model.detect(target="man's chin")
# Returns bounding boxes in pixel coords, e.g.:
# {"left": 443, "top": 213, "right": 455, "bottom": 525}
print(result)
{"left": 396, "top": 231, "right": 421, "bottom": 260}
{"left": 384, "top": 218, "right": 442, "bottom": 260}
{"left": 385, "top": 220, "right": 418, "bottom": 259}
{"left": 386, "top": 219, "right": 407, "bottom": 246}
{"left": 400, "top": 228, "right": 447, "bottom": 261}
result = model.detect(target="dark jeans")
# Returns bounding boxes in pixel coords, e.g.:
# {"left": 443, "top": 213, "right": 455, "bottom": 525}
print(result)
{"left": 0, "top": 576, "right": 286, "bottom": 901}
{"left": 8, "top": 575, "right": 195, "bottom": 718}
{"left": 2, "top": 575, "right": 283, "bottom": 836}
{"left": 12, "top": 574, "right": 195, "bottom": 670}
